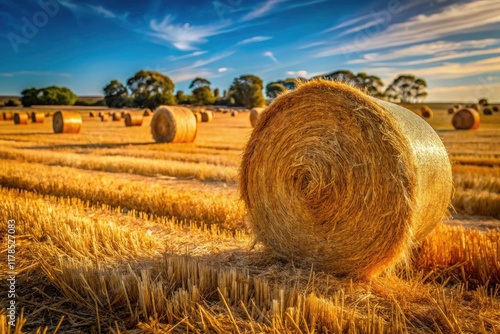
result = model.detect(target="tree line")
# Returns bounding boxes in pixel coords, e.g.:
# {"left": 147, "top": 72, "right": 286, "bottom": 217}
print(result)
{"left": 18, "top": 70, "right": 427, "bottom": 109}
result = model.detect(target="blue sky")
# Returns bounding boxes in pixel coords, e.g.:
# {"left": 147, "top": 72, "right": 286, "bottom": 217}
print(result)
{"left": 0, "top": 0, "right": 499, "bottom": 102}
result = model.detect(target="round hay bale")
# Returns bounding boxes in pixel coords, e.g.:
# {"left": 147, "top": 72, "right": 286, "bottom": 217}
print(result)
{"left": 143, "top": 109, "right": 152, "bottom": 116}
{"left": 124, "top": 112, "right": 143, "bottom": 127}
{"left": 452, "top": 108, "right": 480, "bottom": 130}
{"left": 240, "top": 80, "right": 453, "bottom": 279}
{"left": 420, "top": 105, "right": 433, "bottom": 118}
{"left": 249, "top": 107, "right": 265, "bottom": 127}
{"left": 3, "top": 112, "right": 13, "bottom": 121}
{"left": 447, "top": 107, "right": 456, "bottom": 114}
{"left": 200, "top": 111, "right": 213, "bottom": 122}
{"left": 53, "top": 111, "right": 82, "bottom": 134}
{"left": 112, "top": 112, "right": 122, "bottom": 121}
{"left": 14, "top": 113, "right": 28, "bottom": 125}
{"left": 121, "top": 111, "right": 125, "bottom": 118}
{"left": 45, "top": 112, "right": 51, "bottom": 117}
{"left": 89, "top": 111, "right": 96, "bottom": 117}
{"left": 231, "top": 110, "right": 237, "bottom": 117}
{"left": 100, "top": 114, "right": 109, "bottom": 122}
{"left": 98, "top": 111, "right": 104, "bottom": 117}
{"left": 193, "top": 113, "right": 202, "bottom": 123}
{"left": 31, "top": 112, "right": 45, "bottom": 123}
{"left": 493, "top": 106, "right": 499, "bottom": 112}
{"left": 483, "top": 108, "right": 492, "bottom": 115}
{"left": 151, "top": 106, "right": 197, "bottom": 143}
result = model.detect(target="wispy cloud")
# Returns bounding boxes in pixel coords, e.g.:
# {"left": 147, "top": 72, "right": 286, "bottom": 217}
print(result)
{"left": 241, "top": 0, "right": 284, "bottom": 21}
{"left": 160, "top": 51, "right": 234, "bottom": 82}
{"left": 87, "top": 5, "right": 117, "bottom": 18}
{"left": 264, "top": 51, "right": 279, "bottom": 64}
{"left": 237, "top": 36, "right": 272, "bottom": 45}
{"left": 218, "top": 67, "right": 229, "bottom": 73}
{"left": 286, "top": 70, "right": 308, "bottom": 77}
{"left": 0, "top": 71, "right": 71, "bottom": 78}
{"left": 298, "top": 41, "right": 326, "bottom": 50}
{"left": 149, "top": 15, "right": 230, "bottom": 51}
{"left": 316, "top": 0, "right": 500, "bottom": 58}
{"left": 167, "top": 51, "right": 207, "bottom": 61}
{"left": 429, "top": 82, "right": 500, "bottom": 102}
{"left": 169, "top": 69, "right": 215, "bottom": 83}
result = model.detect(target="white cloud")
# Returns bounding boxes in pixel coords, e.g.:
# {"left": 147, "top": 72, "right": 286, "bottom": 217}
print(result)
{"left": 241, "top": 0, "right": 284, "bottom": 21}
{"left": 298, "top": 41, "right": 326, "bottom": 50}
{"left": 286, "top": 70, "right": 308, "bottom": 77}
{"left": 237, "top": 36, "right": 272, "bottom": 45}
{"left": 149, "top": 15, "right": 230, "bottom": 51}
{"left": 87, "top": 5, "right": 116, "bottom": 18}
{"left": 59, "top": 0, "right": 78, "bottom": 10}
{"left": 428, "top": 83, "right": 500, "bottom": 102}
{"left": 169, "top": 70, "right": 214, "bottom": 83}
{"left": 218, "top": 67, "right": 228, "bottom": 73}
{"left": 264, "top": 51, "right": 279, "bottom": 63}
{"left": 316, "top": 1, "right": 500, "bottom": 58}
{"left": 167, "top": 51, "right": 207, "bottom": 61}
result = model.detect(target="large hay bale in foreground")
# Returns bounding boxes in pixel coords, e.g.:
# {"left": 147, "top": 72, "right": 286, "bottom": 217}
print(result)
{"left": 14, "top": 113, "right": 28, "bottom": 125}
{"left": 151, "top": 106, "right": 197, "bottom": 143}
{"left": 250, "top": 107, "right": 265, "bottom": 127}
{"left": 3, "top": 112, "right": 13, "bottom": 121}
{"left": 200, "top": 111, "right": 213, "bottom": 122}
{"left": 240, "top": 80, "right": 453, "bottom": 279}
{"left": 53, "top": 111, "right": 82, "bottom": 133}
{"left": 31, "top": 112, "right": 45, "bottom": 123}
{"left": 124, "top": 112, "right": 143, "bottom": 127}
{"left": 452, "top": 108, "right": 480, "bottom": 130}
{"left": 420, "top": 105, "right": 433, "bottom": 118}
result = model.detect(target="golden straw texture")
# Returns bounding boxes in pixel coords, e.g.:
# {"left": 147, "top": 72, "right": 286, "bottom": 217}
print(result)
{"left": 112, "top": 112, "right": 122, "bottom": 121}
{"left": 452, "top": 108, "right": 480, "bottom": 130}
{"left": 124, "top": 112, "right": 143, "bottom": 127}
{"left": 249, "top": 107, "right": 265, "bottom": 127}
{"left": 151, "top": 106, "right": 197, "bottom": 143}
{"left": 201, "top": 111, "right": 214, "bottom": 122}
{"left": 31, "top": 112, "right": 45, "bottom": 123}
{"left": 2, "top": 112, "right": 13, "bottom": 121}
{"left": 240, "top": 80, "right": 453, "bottom": 279}
{"left": 52, "top": 111, "right": 82, "bottom": 134}
{"left": 14, "top": 113, "right": 28, "bottom": 125}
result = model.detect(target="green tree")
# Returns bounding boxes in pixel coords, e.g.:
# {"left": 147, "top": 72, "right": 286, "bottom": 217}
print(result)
{"left": 192, "top": 86, "right": 216, "bottom": 105}
{"left": 21, "top": 86, "right": 77, "bottom": 106}
{"left": 213, "top": 88, "right": 220, "bottom": 98}
{"left": 385, "top": 75, "right": 428, "bottom": 103}
{"left": 312, "top": 70, "right": 356, "bottom": 83}
{"left": 189, "top": 77, "right": 211, "bottom": 89}
{"left": 355, "top": 73, "right": 384, "bottom": 98}
{"left": 229, "top": 75, "right": 266, "bottom": 108}
{"left": 127, "top": 70, "right": 176, "bottom": 109}
{"left": 5, "top": 99, "right": 19, "bottom": 107}
{"left": 103, "top": 80, "right": 130, "bottom": 108}
{"left": 20, "top": 88, "right": 38, "bottom": 106}
{"left": 266, "top": 82, "right": 286, "bottom": 99}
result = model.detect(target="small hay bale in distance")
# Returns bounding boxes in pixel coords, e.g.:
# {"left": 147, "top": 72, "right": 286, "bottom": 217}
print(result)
{"left": 89, "top": 111, "right": 96, "bottom": 117}
{"left": 53, "top": 111, "right": 82, "bottom": 134}
{"left": 240, "top": 80, "right": 453, "bottom": 279}
{"left": 231, "top": 110, "right": 237, "bottom": 117}
{"left": 483, "top": 108, "right": 493, "bottom": 115}
{"left": 31, "top": 112, "right": 45, "bottom": 123}
{"left": 143, "top": 109, "right": 152, "bottom": 116}
{"left": 249, "top": 107, "right": 265, "bottom": 127}
{"left": 100, "top": 114, "right": 109, "bottom": 122}
{"left": 193, "top": 112, "right": 202, "bottom": 123}
{"left": 447, "top": 107, "right": 456, "bottom": 114}
{"left": 420, "top": 105, "right": 433, "bottom": 118}
{"left": 452, "top": 108, "right": 480, "bottom": 130}
{"left": 200, "top": 110, "right": 214, "bottom": 122}
{"left": 151, "top": 106, "right": 197, "bottom": 143}
{"left": 2, "top": 112, "right": 13, "bottom": 121}
{"left": 124, "top": 112, "right": 143, "bottom": 127}
{"left": 112, "top": 112, "right": 122, "bottom": 121}
{"left": 493, "top": 106, "right": 499, "bottom": 112}
{"left": 13, "top": 113, "right": 28, "bottom": 125}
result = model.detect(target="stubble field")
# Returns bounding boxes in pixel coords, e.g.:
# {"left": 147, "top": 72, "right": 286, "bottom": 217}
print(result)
{"left": 0, "top": 104, "right": 499, "bottom": 333}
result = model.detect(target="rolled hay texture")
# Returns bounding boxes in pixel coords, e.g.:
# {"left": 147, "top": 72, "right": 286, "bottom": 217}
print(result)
{"left": 14, "top": 113, "right": 28, "bottom": 125}
{"left": 31, "top": 112, "right": 45, "bottom": 123}
{"left": 483, "top": 108, "right": 493, "bottom": 115}
{"left": 447, "top": 107, "right": 456, "bottom": 114}
{"left": 151, "top": 106, "right": 197, "bottom": 143}
{"left": 100, "top": 114, "right": 109, "bottom": 122}
{"left": 231, "top": 110, "right": 237, "bottom": 117}
{"left": 193, "top": 113, "right": 202, "bottom": 123}
{"left": 89, "top": 111, "right": 96, "bottom": 117}
{"left": 201, "top": 111, "right": 214, "bottom": 122}
{"left": 240, "top": 80, "right": 453, "bottom": 279}
{"left": 124, "top": 112, "right": 143, "bottom": 127}
{"left": 250, "top": 107, "right": 265, "bottom": 127}
{"left": 112, "top": 112, "right": 122, "bottom": 121}
{"left": 493, "top": 106, "right": 499, "bottom": 112}
{"left": 452, "top": 108, "right": 480, "bottom": 130}
{"left": 2, "top": 112, "right": 13, "bottom": 121}
{"left": 420, "top": 106, "right": 433, "bottom": 118}
{"left": 52, "top": 111, "right": 82, "bottom": 134}
{"left": 143, "top": 109, "right": 152, "bottom": 116}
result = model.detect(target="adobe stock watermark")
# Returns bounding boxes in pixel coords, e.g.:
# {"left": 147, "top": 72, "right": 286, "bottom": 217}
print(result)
{"left": 213, "top": 0, "right": 242, "bottom": 20}
{"left": 463, "top": 74, "right": 497, "bottom": 103}
{"left": 340, "top": 0, "right": 410, "bottom": 62}
{"left": 7, "top": 0, "right": 60, "bottom": 54}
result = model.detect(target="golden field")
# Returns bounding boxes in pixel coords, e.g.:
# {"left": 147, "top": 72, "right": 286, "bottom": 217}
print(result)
{"left": 0, "top": 104, "right": 499, "bottom": 333}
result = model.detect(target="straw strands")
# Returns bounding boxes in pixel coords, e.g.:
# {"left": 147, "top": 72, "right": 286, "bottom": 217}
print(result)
{"left": 151, "top": 106, "right": 198, "bottom": 143}
{"left": 52, "top": 111, "right": 82, "bottom": 134}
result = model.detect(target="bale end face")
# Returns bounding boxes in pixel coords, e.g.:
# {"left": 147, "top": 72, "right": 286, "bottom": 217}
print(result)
{"left": 151, "top": 106, "right": 197, "bottom": 143}
{"left": 124, "top": 112, "right": 143, "bottom": 127}
{"left": 14, "top": 113, "right": 29, "bottom": 125}
{"left": 31, "top": 112, "right": 45, "bottom": 123}
{"left": 452, "top": 108, "right": 480, "bottom": 130}
{"left": 249, "top": 108, "right": 265, "bottom": 127}
{"left": 200, "top": 111, "right": 214, "bottom": 122}
{"left": 420, "top": 106, "right": 433, "bottom": 118}
{"left": 53, "top": 111, "right": 82, "bottom": 133}
{"left": 240, "top": 80, "right": 452, "bottom": 279}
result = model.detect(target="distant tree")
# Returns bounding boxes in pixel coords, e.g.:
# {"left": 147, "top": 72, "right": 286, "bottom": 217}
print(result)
{"left": 478, "top": 98, "right": 489, "bottom": 105}
{"left": 20, "top": 86, "right": 77, "bottom": 106}
{"left": 127, "top": 70, "right": 176, "bottom": 109}
{"left": 229, "top": 74, "right": 266, "bottom": 108}
{"left": 192, "top": 86, "right": 216, "bottom": 105}
{"left": 213, "top": 88, "right": 220, "bottom": 98}
{"left": 222, "top": 89, "right": 227, "bottom": 97}
{"left": 385, "top": 75, "right": 428, "bottom": 103}
{"left": 355, "top": 72, "right": 384, "bottom": 98}
{"left": 189, "top": 77, "right": 211, "bottom": 89}
{"left": 20, "top": 88, "right": 38, "bottom": 106}
{"left": 103, "top": 80, "right": 130, "bottom": 108}
{"left": 5, "top": 99, "right": 19, "bottom": 106}
{"left": 266, "top": 82, "right": 286, "bottom": 99}
{"left": 312, "top": 70, "right": 357, "bottom": 83}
